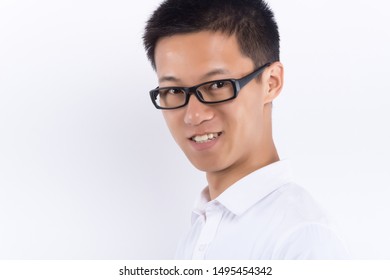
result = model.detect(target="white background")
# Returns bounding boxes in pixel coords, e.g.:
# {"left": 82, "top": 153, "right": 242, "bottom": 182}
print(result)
{"left": 0, "top": 0, "right": 389, "bottom": 259}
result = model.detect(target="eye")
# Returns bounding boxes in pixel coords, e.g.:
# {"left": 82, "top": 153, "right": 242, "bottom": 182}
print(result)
{"left": 209, "top": 81, "right": 227, "bottom": 90}
{"left": 167, "top": 88, "right": 184, "bottom": 95}
{"left": 159, "top": 88, "right": 185, "bottom": 96}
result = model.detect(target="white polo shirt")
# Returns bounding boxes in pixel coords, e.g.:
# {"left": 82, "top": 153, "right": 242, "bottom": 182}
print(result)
{"left": 175, "top": 160, "right": 349, "bottom": 259}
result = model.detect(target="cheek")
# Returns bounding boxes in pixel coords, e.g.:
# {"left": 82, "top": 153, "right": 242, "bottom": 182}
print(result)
{"left": 238, "top": 107, "right": 263, "bottom": 134}
{"left": 242, "top": 88, "right": 265, "bottom": 125}
{"left": 162, "top": 111, "right": 184, "bottom": 141}
{"left": 162, "top": 112, "right": 177, "bottom": 133}
{"left": 227, "top": 95, "right": 264, "bottom": 140}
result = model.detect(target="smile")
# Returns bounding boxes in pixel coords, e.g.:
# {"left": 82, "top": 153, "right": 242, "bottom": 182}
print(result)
{"left": 191, "top": 132, "right": 222, "bottom": 143}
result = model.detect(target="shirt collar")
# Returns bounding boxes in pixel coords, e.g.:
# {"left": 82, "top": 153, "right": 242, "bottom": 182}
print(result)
{"left": 192, "top": 160, "right": 293, "bottom": 220}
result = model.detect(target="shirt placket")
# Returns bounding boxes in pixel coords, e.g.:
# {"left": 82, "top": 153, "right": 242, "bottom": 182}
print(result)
{"left": 192, "top": 202, "right": 223, "bottom": 259}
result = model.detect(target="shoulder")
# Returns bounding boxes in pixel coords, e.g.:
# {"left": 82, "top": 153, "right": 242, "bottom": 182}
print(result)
{"left": 261, "top": 183, "right": 349, "bottom": 259}
{"left": 263, "top": 182, "right": 329, "bottom": 224}
{"left": 271, "top": 222, "right": 350, "bottom": 259}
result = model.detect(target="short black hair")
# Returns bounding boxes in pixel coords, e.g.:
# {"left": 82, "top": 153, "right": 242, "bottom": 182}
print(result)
{"left": 143, "top": 0, "right": 280, "bottom": 70}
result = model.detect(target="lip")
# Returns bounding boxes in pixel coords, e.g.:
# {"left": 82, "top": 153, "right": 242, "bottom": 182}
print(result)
{"left": 188, "top": 132, "right": 222, "bottom": 151}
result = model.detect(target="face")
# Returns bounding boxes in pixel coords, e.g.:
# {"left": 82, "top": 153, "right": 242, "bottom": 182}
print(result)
{"left": 154, "top": 31, "right": 278, "bottom": 174}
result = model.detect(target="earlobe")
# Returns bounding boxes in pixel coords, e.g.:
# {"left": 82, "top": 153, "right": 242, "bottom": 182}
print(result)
{"left": 264, "top": 62, "right": 284, "bottom": 104}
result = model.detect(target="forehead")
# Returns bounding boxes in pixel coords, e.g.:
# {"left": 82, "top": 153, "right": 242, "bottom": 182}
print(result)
{"left": 154, "top": 31, "right": 254, "bottom": 84}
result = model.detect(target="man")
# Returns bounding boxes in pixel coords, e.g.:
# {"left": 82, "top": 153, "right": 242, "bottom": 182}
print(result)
{"left": 143, "top": 0, "right": 348, "bottom": 259}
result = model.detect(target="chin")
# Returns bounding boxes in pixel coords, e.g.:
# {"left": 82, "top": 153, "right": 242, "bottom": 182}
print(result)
{"left": 187, "top": 158, "right": 227, "bottom": 173}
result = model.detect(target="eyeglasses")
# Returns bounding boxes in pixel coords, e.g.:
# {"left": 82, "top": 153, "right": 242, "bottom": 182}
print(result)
{"left": 149, "top": 62, "right": 271, "bottom": 110}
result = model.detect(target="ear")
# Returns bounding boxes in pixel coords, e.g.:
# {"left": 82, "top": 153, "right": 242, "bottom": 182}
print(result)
{"left": 262, "top": 62, "right": 284, "bottom": 104}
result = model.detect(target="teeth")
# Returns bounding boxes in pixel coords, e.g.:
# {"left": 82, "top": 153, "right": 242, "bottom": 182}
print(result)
{"left": 192, "top": 133, "right": 220, "bottom": 143}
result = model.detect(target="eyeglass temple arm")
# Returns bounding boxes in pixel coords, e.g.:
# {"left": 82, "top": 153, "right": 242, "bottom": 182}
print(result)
{"left": 236, "top": 62, "right": 271, "bottom": 90}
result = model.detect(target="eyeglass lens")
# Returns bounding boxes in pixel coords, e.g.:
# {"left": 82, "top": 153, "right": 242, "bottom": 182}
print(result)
{"left": 155, "top": 80, "right": 235, "bottom": 108}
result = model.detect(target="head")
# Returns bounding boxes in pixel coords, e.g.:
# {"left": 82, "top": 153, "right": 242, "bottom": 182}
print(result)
{"left": 144, "top": 0, "right": 280, "bottom": 70}
{"left": 143, "top": 0, "right": 283, "bottom": 177}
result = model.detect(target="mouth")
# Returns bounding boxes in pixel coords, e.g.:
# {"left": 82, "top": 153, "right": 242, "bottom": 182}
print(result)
{"left": 190, "top": 132, "right": 222, "bottom": 144}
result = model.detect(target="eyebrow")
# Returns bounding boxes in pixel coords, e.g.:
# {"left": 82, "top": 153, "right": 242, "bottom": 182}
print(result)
{"left": 158, "top": 68, "right": 231, "bottom": 84}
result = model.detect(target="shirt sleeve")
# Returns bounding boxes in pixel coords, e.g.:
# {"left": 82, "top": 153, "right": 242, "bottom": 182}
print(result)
{"left": 272, "top": 223, "right": 350, "bottom": 259}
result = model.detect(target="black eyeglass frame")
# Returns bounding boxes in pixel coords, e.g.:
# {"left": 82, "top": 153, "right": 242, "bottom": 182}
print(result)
{"left": 149, "top": 62, "right": 271, "bottom": 110}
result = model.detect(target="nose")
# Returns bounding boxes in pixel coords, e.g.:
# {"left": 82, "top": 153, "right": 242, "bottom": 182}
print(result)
{"left": 184, "top": 94, "right": 214, "bottom": 126}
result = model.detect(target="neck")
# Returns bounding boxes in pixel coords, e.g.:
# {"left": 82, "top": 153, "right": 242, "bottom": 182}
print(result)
{"left": 206, "top": 139, "right": 279, "bottom": 200}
